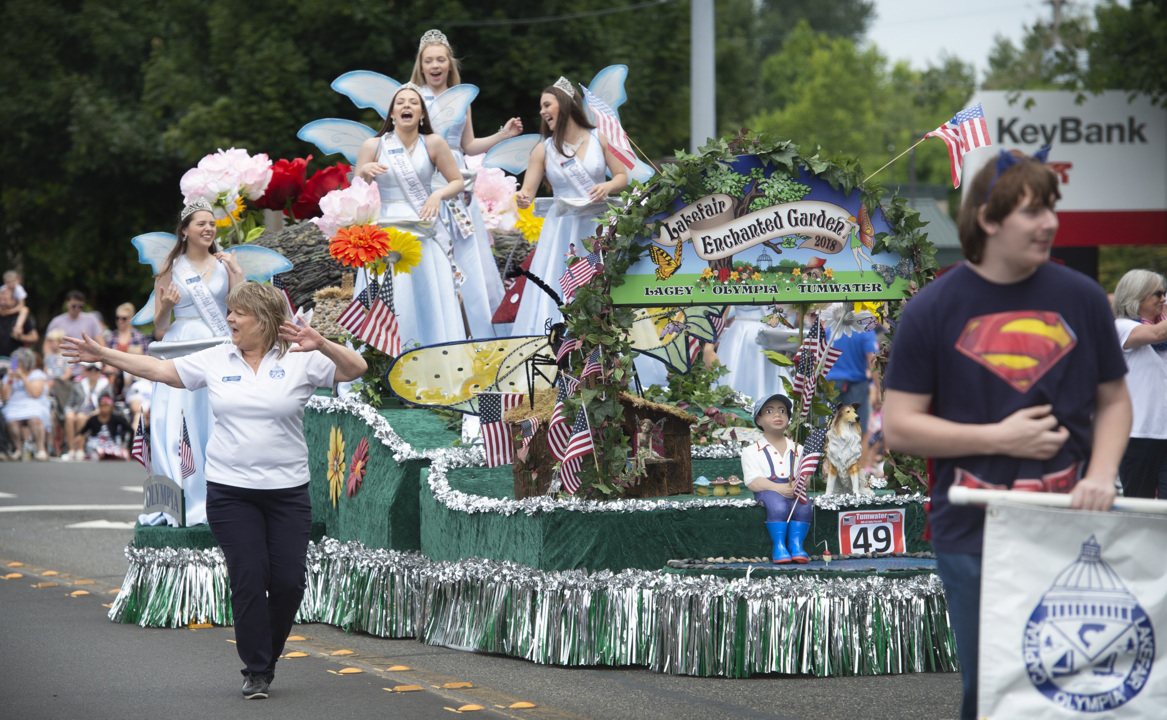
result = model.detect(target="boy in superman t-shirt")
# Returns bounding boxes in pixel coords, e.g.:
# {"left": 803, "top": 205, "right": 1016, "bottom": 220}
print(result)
{"left": 882, "top": 149, "right": 1130, "bottom": 720}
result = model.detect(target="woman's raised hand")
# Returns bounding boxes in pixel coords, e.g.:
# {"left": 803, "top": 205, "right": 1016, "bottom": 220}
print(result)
{"left": 215, "top": 250, "right": 242, "bottom": 277}
{"left": 157, "top": 282, "right": 181, "bottom": 312}
{"left": 61, "top": 333, "right": 104, "bottom": 365}
{"left": 279, "top": 321, "right": 325, "bottom": 353}
{"left": 502, "top": 117, "right": 523, "bottom": 139}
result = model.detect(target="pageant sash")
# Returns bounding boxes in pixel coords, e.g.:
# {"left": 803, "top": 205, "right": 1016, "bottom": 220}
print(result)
{"left": 442, "top": 197, "right": 476, "bottom": 239}
{"left": 546, "top": 135, "right": 597, "bottom": 198}
{"left": 380, "top": 134, "right": 431, "bottom": 217}
{"left": 172, "top": 255, "right": 229, "bottom": 338}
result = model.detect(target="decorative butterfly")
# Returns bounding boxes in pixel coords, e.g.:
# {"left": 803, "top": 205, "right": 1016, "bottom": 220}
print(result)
{"left": 128, "top": 232, "right": 293, "bottom": 326}
{"left": 857, "top": 204, "right": 876, "bottom": 249}
{"left": 658, "top": 309, "right": 688, "bottom": 340}
{"left": 297, "top": 71, "right": 479, "bottom": 163}
{"left": 387, "top": 304, "right": 725, "bottom": 414}
{"left": 870, "top": 256, "right": 913, "bottom": 287}
{"left": 648, "top": 242, "right": 682, "bottom": 281}
{"left": 482, "top": 66, "right": 656, "bottom": 183}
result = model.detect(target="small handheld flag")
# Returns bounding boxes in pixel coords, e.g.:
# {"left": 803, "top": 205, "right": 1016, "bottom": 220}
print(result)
{"left": 926, "top": 103, "right": 992, "bottom": 188}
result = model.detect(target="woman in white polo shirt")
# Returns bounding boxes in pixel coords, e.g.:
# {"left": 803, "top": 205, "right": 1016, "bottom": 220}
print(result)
{"left": 62, "top": 282, "right": 367, "bottom": 700}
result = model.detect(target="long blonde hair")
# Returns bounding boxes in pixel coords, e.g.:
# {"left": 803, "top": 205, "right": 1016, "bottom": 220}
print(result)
{"left": 225, "top": 283, "right": 291, "bottom": 358}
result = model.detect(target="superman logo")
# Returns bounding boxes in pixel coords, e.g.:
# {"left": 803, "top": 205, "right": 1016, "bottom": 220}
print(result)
{"left": 955, "top": 311, "right": 1076, "bottom": 392}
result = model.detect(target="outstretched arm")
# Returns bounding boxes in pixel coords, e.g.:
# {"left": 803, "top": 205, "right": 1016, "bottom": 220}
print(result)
{"left": 460, "top": 107, "right": 523, "bottom": 156}
{"left": 515, "top": 143, "right": 546, "bottom": 209}
{"left": 61, "top": 333, "right": 184, "bottom": 388}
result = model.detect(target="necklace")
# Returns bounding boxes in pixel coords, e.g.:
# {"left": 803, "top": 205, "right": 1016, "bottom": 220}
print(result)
{"left": 396, "top": 133, "right": 419, "bottom": 155}
{"left": 189, "top": 256, "right": 214, "bottom": 276}
{"left": 563, "top": 136, "right": 583, "bottom": 155}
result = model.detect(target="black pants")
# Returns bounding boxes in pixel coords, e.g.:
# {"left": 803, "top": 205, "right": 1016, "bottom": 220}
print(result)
{"left": 206, "top": 481, "right": 312, "bottom": 677}
{"left": 1118, "top": 437, "right": 1167, "bottom": 499}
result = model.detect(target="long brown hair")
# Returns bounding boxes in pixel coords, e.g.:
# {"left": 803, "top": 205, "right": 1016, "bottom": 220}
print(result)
{"left": 375, "top": 87, "right": 435, "bottom": 137}
{"left": 160, "top": 210, "right": 222, "bottom": 277}
{"left": 539, "top": 86, "right": 594, "bottom": 157}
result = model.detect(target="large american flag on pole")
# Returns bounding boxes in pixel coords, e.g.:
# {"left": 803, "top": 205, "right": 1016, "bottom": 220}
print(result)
{"left": 178, "top": 415, "right": 195, "bottom": 480}
{"left": 926, "top": 103, "right": 992, "bottom": 188}
{"left": 558, "top": 406, "right": 595, "bottom": 495}
{"left": 579, "top": 85, "right": 636, "bottom": 171}
{"left": 337, "top": 278, "right": 377, "bottom": 335}
{"left": 794, "top": 427, "right": 828, "bottom": 504}
{"left": 477, "top": 392, "right": 525, "bottom": 467}
{"left": 357, "top": 278, "right": 401, "bottom": 356}
{"left": 559, "top": 252, "right": 601, "bottom": 304}
{"left": 131, "top": 415, "right": 150, "bottom": 474}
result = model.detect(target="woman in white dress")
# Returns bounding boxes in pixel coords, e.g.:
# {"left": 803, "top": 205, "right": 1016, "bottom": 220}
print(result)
{"left": 354, "top": 84, "right": 466, "bottom": 349}
{"left": 411, "top": 29, "right": 522, "bottom": 338}
{"left": 512, "top": 79, "right": 628, "bottom": 337}
{"left": 716, "top": 305, "right": 792, "bottom": 403}
{"left": 146, "top": 201, "right": 245, "bottom": 525}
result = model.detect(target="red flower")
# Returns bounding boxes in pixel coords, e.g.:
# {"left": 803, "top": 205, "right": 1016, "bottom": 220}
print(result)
{"left": 717, "top": 267, "right": 730, "bottom": 282}
{"left": 293, "top": 163, "right": 352, "bottom": 220}
{"left": 253, "top": 156, "right": 311, "bottom": 215}
{"left": 346, "top": 437, "right": 369, "bottom": 498}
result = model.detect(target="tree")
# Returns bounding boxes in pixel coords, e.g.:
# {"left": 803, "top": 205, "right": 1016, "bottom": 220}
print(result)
{"left": 1074, "top": 0, "right": 1167, "bottom": 106}
{"left": 981, "top": 5, "right": 1093, "bottom": 90}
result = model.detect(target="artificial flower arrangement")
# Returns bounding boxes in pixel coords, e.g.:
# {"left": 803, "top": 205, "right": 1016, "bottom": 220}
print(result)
{"left": 312, "top": 177, "right": 422, "bottom": 277}
{"left": 180, "top": 148, "right": 355, "bottom": 246}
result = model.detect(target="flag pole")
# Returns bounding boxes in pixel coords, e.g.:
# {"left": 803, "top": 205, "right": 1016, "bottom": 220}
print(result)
{"left": 629, "top": 139, "right": 662, "bottom": 175}
{"left": 864, "top": 135, "right": 930, "bottom": 183}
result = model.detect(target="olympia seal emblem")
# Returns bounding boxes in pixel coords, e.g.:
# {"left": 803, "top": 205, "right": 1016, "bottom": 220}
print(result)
{"left": 1022, "top": 535, "right": 1155, "bottom": 713}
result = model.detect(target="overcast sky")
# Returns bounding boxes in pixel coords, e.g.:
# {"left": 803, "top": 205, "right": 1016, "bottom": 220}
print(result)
{"left": 863, "top": 0, "right": 1108, "bottom": 80}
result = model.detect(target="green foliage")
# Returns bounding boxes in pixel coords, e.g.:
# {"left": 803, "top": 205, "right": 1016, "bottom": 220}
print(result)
{"left": 982, "top": 6, "right": 1093, "bottom": 92}
{"left": 1065, "top": 0, "right": 1167, "bottom": 106}
{"left": 347, "top": 335, "right": 394, "bottom": 408}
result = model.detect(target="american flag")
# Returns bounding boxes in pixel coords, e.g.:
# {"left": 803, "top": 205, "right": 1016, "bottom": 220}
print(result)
{"left": 794, "top": 427, "right": 828, "bottom": 503}
{"left": 815, "top": 332, "right": 843, "bottom": 379}
{"left": 178, "top": 415, "right": 195, "bottom": 480}
{"left": 477, "top": 392, "right": 525, "bottom": 467}
{"left": 131, "top": 415, "right": 150, "bottom": 474}
{"left": 358, "top": 278, "right": 401, "bottom": 356}
{"left": 580, "top": 85, "right": 636, "bottom": 171}
{"left": 559, "top": 252, "right": 601, "bottom": 303}
{"left": 556, "top": 336, "right": 582, "bottom": 363}
{"left": 558, "top": 406, "right": 595, "bottom": 495}
{"left": 687, "top": 336, "right": 701, "bottom": 365}
{"left": 337, "top": 278, "right": 378, "bottom": 335}
{"left": 791, "top": 320, "right": 822, "bottom": 399}
{"left": 520, "top": 417, "right": 541, "bottom": 451}
{"left": 547, "top": 375, "right": 575, "bottom": 461}
{"left": 580, "top": 348, "right": 603, "bottom": 380}
{"left": 926, "top": 103, "right": 992, "bottom": 188}
{"left": 272, "top": 274, "right": 305, "bottom": 326}
{"left": 707, "top": 311, "right": 726, "bottom": 339}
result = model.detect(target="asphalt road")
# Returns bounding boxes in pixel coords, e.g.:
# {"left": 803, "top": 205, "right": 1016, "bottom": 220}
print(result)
{"left": 0, "top": 460, "right": 962, "bottom": 719}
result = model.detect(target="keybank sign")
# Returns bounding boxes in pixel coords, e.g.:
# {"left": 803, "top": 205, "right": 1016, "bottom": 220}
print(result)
{"left": 964, "top": 91, "right": 1166, "bottom": 246}
{"left": 998, "top": 116, "right": 1149, "bottom": 145}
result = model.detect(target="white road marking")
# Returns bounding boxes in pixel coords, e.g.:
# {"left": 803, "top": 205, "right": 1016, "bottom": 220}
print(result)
{"left": 0, "top": 505, "right": 141, "bottom": 513}
{"left": 0, "top": 492, "right": 15, "bottom": 498}
{"left": 66, "top": 520, "right": 137, "bottom": 529}
{"left": 121, "top": 486, "right": 142, "bottom": 494}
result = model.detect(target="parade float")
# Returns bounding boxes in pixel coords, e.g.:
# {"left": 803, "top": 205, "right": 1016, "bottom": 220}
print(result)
{"left": 110, "top": 72, "right": 954, "bottom": 678}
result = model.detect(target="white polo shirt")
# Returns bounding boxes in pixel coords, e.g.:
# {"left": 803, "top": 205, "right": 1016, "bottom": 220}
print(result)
{"left": 174, "top": 343, "right": 337, "bottom": 489}
{"left": 740, "top": 438, "right": 803, "bottom": 486}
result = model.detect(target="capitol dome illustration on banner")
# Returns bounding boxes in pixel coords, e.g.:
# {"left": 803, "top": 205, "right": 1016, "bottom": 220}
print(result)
{"left": 1023, "top": 535, "right": 1155, "bottom": 712}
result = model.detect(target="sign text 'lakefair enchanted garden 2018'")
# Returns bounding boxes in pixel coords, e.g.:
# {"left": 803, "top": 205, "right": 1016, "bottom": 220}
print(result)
{"left": 610, "top": 155, "right": 914, "bottom": 307}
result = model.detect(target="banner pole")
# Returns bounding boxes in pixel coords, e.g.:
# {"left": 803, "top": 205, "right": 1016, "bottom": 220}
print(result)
{"left": 949, "top": 486, "right": 1167, "bottom": 515}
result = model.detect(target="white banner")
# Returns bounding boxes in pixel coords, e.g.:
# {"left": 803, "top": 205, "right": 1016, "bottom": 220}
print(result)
{"left": 979, "top": 502, "right": 1166, "bottom": 718}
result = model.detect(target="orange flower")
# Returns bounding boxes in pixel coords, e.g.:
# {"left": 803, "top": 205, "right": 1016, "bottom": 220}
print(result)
{"left": 329, "top": 223, "right": 392, "bottom": 268}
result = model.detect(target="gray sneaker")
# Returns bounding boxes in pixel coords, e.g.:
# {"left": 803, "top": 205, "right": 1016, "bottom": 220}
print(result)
{"left": 241, "top": 673, "right": 270, "bottom": 699}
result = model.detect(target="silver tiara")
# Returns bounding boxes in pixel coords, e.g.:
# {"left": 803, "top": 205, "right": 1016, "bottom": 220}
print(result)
{"left": 180, "top": 198, "right": 213, "bottom": 222}
{"left": 398, "top": 81, "right": 423, "bottom": 95}
{"left": 418, "top": 29, "right": 449, "bottom": 50}
{"left": 553, "top": 76, "right": 575, "bottom": 98}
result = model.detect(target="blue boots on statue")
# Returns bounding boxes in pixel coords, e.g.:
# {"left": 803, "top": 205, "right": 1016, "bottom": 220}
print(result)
{"left": 788, "top": 521, "right": 811, "bottom": 564}
{"left": 766, "top": 520, "right": 811, "bottom": 565}
{"left": 765, "top": 521, "right": 791, "bottom": 564}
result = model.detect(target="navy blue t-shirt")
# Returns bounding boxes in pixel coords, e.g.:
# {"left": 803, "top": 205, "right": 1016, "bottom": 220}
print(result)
{"left": 884, "top": 262, "right": 1126, "bottom": 553}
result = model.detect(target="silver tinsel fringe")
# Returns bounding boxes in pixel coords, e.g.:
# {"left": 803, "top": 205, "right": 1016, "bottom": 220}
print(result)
{"left": 110, "top": 538, "right": 957, "bottom": 678}
{"left": 305, "top": 396, "right": 926, "bottom": 516}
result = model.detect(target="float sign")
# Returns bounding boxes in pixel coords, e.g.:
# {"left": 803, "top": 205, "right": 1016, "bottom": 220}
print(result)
{"left": 611, "top": 155, "right": 913, "bottom": 307}
{"left": 837, "top": 509, "right": 906, "bottom": 555}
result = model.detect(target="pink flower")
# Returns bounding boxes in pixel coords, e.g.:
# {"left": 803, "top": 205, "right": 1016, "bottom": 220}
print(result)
{"left": 473, "top": 167, "right": 519, "bottom": 231}
{"left": 311, "top": 176, "right": 380, "bottom": 238}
